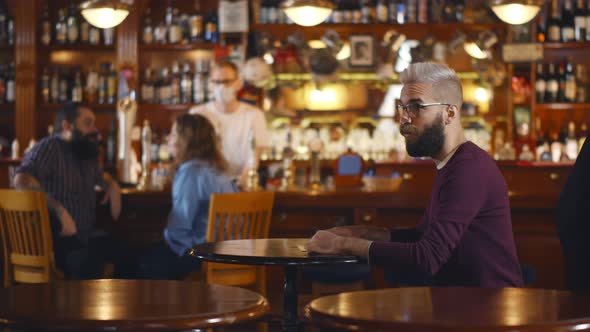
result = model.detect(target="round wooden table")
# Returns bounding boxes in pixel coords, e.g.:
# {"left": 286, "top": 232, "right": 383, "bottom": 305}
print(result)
{"left": 305, "top": 287, "right": 590, "bottom": 332}
{"left": 0, "top": 279, "right": 269, "bottom": 331}
{"left": 188, "top": 238, "right": 359, "bottom": 332}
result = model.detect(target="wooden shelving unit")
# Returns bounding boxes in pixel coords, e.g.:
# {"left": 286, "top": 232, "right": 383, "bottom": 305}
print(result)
{"left": 543, "top": 42, "right": 590, "bottom": 50}
{"left": 535, "top": 103, "right": 590, "bottom": 112}
{"left": 139, "top": 43, "right": 215, "bottom": 51}
{"left": 39, "top": 103, "right": 117, "bottom": 112}
{"left": 139, "top": 104, "right": 193, "bottom": 112}
{"left": 39, "top": 44, "right": 117, "bottom": 52}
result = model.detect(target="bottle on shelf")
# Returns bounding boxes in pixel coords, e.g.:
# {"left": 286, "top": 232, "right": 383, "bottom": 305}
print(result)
{"left": 545, "top": 63, "right": 559, "bottom": 102}
{"left": 376, "top": 0, "right": 389, "bottom": 23}
{"left": 86, "top": 65, "right": 99, "bottom": 103}
{"left": 88, "top": 23, "right": 100, "bottom": 45}
{"left": 41, "top": 66, "right": 50, "bottom": 103}
{"left": 170, "top": 62, "right": 181, "bottom": 104}
{"left": 98, "top": 63, "right": 107, "bottom": 104}
{"left": 40, "top": 3, "right": 51, "bottom": 46}
{"left": 141, "top": 68, "right": 155, "bottom": 103}
{"left": 50, "top": 66, "right": 59, "bottom": 103}
{"left": 180, "top": 62, "right": 193, "bottom": 104}
{"left": 535, "top": 63, "right": 546, "bottom": 103}
{"left": 157, "top": 67, "right": 172, "bottom": 105}
{"left": 586, "top": 0, "right": 590, "bottom": 41}
{"left": 142, "top": 7, "right": 154, "bottom": 44}
{"left": 72, "top": 67, "right": 83, "bottom": 102}
{"left": 578, "top": 122, "right": 588, "bottom": 149}
{"left": 106, "top": 116, "right": 117, "bottom": 166}
{"left": 80, "top": 17, "right": 90, "bottom": 44}
{"left": 574, "top": 0, "right": 587, "bottom": 41}
{"left": 66, "top": 0, "right": 79, "bottom": 44}
{"left": 565, "top": 121, "right": 579, "bottom": 160}
{"left": 562, "top": 0, "right": 576, "bottom": 42}
{"left": 55, "top": 8, "right": 68, "bottom": 45}
{"left": 58, "top": 66, "right": 68, "bottom": 103}
{"left": 0, "top": 0, "right": 8, "bottom": 46}
{"left": 168, "top": 7, "right": 182, "bottom": 44}
{"left": 107, "top": 63, "right": 117, "bottom": 104}
{"left": 564, "top": 58, "right": 577, "bottom": 103}
{"left": 536, "top": 7, "right": 546, "bottom": 42}
{"left": 547, "top": 0, "right": 562, "bottom": 42}
{"left": 557, "top": 62, "right": 566, "bottom": 102}
{"left": 103, "top": 27, "right": 114, "bottom": 46}
{"left": 575, "top": 63, "right": 587, "bottom": 102}
{"left": 5, "top": 61, "right": 14, "bottom": 103}
{"left": 204, "top": 11, "right": 218, "bottom": 43}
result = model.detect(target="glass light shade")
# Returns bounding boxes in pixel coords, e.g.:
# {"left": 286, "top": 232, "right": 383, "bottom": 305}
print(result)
{"left": 281, "top": 0, "right": 335, "bottom": 27}
{"left": 491, "top": 1, "right": 542, "bottom": 25}
{"left": 464, "top": 42, "right": 489, "bottom": 59}
{"left": 80, "top": 0, "right": 130, "bottom": 29}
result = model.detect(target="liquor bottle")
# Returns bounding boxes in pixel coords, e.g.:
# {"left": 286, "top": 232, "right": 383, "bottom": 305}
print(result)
{"left": 268, "top": 0, "right": 279, "bottom": 23}
{"left": 259, "top": 0, "right": 269, "bottom": 23}
{"left": 376, "top": 0, "right": 389, "bottom": 22}
{"left": 66, "top": 1, "right": 79, "bottom": 44}
{"left": 170, "top": 62, "right": 181, "bottom": 104}
{"left": 578, "top": 122, "right": 588, "bottom": 148}
{"left": 0, "top": 65, "right": 5, "bottom": 103}
{"left": 574, "top": 0, "right": 587, "bottom": 41}
{"left": 361, "top": 0, "right": 372, "bottom": 23}
{"left": 562, "top": 0, "right": 576, "bottom": 42}
{"left": 586, "top": 0, "right": 590, "bottom": 40}
{"left": 388, "top": 0, "right": 398, "bottom": 23}
{"left": 407, "top": 0, "right": 418, "bottom": 22}
{"left": 154, "top": 20, "right": 167, "bottom": 44}
{"left": 72, "top": 67, "right": 83, "bottom": 102}
{"left": 55, "top": 9, "right": 68, "bottom": 45}
{"left": 418, "top": 0, "right": 428, "bottom": 23}
{"left": 5, "top": 61, "right": 14, "bottom": 103}
{"left": 107, "top": 63, "right": 117, "bottom": 104}
{"left": 565, "top": 121, "right": 579, "bottom": 160}
{"left": 40, "top": 3, "right": 51, "bottom": 46}
{"left": 443, "top": 0, "right": 457, "bottom": 22}
{"left": 547, "top": 0, "right": 561, "bottom": 42}
{"left": 50, "top": 66, "right": 60, "bottom": 103}
{"left": 557, "top": 62, "right": 566, "bottom": 102}
{"left": 103, "top": 27, "right": 114, "bottom": 45}
{"left": 0, "top": 0, "right": 7, "bottom": 45}
{"left": 157, "top": 68, "right": 172, "bottom": 104}
{"left": 58, "top": 67, "right": 68, "bottom": 102}
{"left": 80, "top": 19, "right": 90, "bottom": 44}
{"left": 41, "top": 66, "right": 50, "bottom": 104}
{"left": 168, "top": 8, "right": 182, "bottom": 44}
{"left": 204, "top": 11, "right": 218, "bottom": 43}
{"left": 536, "top": 8, "right": 546, "bottom": 42}
{"left": 142, "top": 7, "right": 154, "bottom": 44}
{"left": 89, "top": 24, "right": 100, "bottom": 45}
{"left": 564, "top": 58, "right": 577, "bottom": 102}
{"left": 545, "top": 63, "right": 559, "bottom": 102}
{"left": 141, "top": 68, "right": 155, "bottom": 103}
{"left": 180, "top": 62, "right": 193, "bottom": 104}
{"left": 535, "top": 63, "right": 546, "bottom": 103}
{"left": 6, "top": 12, "right": 13, "bottom": 46}
{"left": 86, "top": 65, "right": 98, "bottom": 103}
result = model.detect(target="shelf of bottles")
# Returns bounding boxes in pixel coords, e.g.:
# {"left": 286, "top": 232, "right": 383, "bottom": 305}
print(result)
{"left": 534, "top": 58, "right": 588, "bottom": 105}
{"left": 39, "top": 62, "right": 118, "bottom": 110}
{"left": 537, "top": 0, "right": 590, "bottom": 45}
{"left": 140, "top": 2, "right": 219, "bottom": 48}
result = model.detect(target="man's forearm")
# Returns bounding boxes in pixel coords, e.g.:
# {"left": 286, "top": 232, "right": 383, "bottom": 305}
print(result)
{"left": 361, "top": 226, "right": 392, "bottom": 242}
{"left": 14, "top": 173, "right": 66, "bottom": 217}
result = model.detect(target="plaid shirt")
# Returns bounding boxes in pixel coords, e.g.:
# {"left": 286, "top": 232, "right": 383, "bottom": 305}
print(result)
{"left": 15, "top": 135, "right": 105, "bottom": 242}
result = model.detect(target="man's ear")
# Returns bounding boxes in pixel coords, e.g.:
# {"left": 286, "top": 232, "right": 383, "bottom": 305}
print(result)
{"left": 234, "top": 78, "right": 244, "bottom": 91}
{"left": 446, "top": 105, "right": 458, "bottom": 124}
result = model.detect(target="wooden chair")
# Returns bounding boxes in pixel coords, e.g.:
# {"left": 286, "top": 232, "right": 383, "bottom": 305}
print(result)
{"left": 204, "top": 191, "right": 274, "bottom": 297}
{"left": 0, "top": 189, "right": 58, "bottom": 287}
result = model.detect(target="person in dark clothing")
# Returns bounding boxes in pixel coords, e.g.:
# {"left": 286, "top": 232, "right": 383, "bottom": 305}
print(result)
{"left": 305, "top": 62, "right": 523, "bottom": 287}
{"left": 14, "top": 102, "right": 135, "bottom": 279}
{"left": 556, "top": 135, "right": 590, "bottom": 292}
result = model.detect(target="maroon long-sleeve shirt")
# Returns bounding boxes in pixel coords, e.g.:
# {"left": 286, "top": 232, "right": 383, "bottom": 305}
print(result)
{"left": 369, "top": 141, "right": 523, "bottom": 287}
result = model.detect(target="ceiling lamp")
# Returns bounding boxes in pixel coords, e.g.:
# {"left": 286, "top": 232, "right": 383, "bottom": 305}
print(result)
{"left": 490, "top": 0, "right": 543, "bottom": 25}
{"left": 281, "top": 0, "right": 335, "bottom": 27}
{"left": 80, "top": 0, "right": 130, "bottom": 29}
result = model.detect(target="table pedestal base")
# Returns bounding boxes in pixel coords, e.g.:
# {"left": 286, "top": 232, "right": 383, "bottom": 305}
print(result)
{"left": 283, "top": 265, "right": 299, "bottom": 332}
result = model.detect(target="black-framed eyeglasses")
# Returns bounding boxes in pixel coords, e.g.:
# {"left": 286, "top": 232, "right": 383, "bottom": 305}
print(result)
{"left": 397, "top": 102, "right": 451, "bottom": 119}
{"left": 210, "top": 78, "right": 237, "bottom": 86}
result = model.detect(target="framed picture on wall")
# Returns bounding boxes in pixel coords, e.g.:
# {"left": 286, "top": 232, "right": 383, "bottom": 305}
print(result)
{"left": 349, "top": 34, "right": 375, "bottom": 67}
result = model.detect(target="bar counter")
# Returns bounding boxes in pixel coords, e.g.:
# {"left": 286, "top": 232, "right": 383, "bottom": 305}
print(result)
{"left": 97, "top": 160, "right": 573, "bottom": 290}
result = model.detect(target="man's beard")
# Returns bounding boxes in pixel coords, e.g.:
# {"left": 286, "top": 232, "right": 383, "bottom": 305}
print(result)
{"left": 70, "top": 129, "right": 99, "bottom": 160}
{"left": 403, "top": 113, "right": 445, "bottom": 158}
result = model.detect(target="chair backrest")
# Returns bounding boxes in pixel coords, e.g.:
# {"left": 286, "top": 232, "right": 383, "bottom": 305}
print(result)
{"left": 0, "top": 189, "right": 56, "bottom": 287}
{"left": 205, "top": 191, "right": 274, "bottom": 287}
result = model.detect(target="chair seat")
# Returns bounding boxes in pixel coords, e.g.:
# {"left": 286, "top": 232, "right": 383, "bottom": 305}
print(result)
{"left": 302, "top": 264, "right": 371, "bottom": 284}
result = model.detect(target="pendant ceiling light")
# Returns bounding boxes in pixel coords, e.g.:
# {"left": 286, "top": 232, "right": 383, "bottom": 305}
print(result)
{"left": 80, "top": 0, "right": 130, "bottom": 29}
{"left": 281, "top": 0, "right": 335, "bottom": 27}
{"left": 490, "top": 0, "right": 543, "bottom": 25}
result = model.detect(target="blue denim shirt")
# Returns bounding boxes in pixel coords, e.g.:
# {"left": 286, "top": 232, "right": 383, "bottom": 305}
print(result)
{"left": 164, "top": 159, "right": 237, "bottom": 256}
